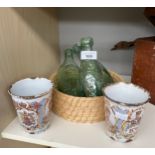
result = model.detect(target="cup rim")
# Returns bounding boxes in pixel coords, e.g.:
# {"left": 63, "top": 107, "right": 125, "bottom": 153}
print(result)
{"left": 103, "top": 82, "right": 150, "bottom": 107}
{"left": 8, "top": 77, "right": 53, "bottom": 100}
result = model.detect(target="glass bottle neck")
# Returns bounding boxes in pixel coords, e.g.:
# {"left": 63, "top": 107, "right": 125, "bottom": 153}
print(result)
{"left": 81, "top": 45, "right": 93, "bottom": 51}
{"left": 63, "top": 54, "right": 75, "bottom": 65}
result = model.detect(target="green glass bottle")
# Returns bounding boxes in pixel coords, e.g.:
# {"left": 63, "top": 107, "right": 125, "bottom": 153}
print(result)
{"left": 99, "top": 63, "right": 114, "bottom": 87}
{"left": 72, "top": 38, "right": 114, "bottom": 88}
{"left": 56, "top": 48, "right": 84, "bottom": 97}
{"left": 80, "top": 37, "right": 113, "bottom": 97}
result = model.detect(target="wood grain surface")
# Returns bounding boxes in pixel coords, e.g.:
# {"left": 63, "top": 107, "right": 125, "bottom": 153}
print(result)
{"left": 0, "top": 8, "right": 59, "bottom": 147}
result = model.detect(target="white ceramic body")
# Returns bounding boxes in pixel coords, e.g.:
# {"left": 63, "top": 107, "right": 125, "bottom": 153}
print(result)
{"left": 103, "top": 82, "right": 150, "bottom": 142}
{"left": 9, "top": 78, "right": 53, "bottom": 134}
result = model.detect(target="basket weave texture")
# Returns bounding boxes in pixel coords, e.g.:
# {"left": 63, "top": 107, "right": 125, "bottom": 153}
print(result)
{"left": 49, "top": 70, "right": 124, "bottom": 123}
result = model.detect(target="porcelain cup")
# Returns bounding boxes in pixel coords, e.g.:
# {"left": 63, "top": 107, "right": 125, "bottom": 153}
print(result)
{"left": 8, "top": 77, "right": 53, "bottom": 134}
{"left": 103, "top": 82, "right": 150, "bottom": 142}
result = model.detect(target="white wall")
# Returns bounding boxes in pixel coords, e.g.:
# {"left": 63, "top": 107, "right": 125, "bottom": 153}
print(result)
{"left": 59, "top": 8, "right": 155, "bottom": 75}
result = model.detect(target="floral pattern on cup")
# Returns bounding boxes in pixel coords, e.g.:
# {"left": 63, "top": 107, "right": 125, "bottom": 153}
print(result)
{"left": 105, "top": 99, "right": 144, "bottom": 142}
{"left": 13, "top": 97, "right": 51, "bottom": 133}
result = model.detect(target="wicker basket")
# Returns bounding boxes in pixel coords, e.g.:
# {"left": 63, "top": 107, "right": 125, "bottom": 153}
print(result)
{"left": 49, "top": 71, "right": 124, "bottom": 123}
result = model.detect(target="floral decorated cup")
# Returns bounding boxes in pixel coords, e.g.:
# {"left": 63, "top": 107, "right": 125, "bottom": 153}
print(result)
{"left": 103, "top": 82, "right": 150, "bottom": 142}
{"left": 8, "top": 77, "right": 53, "bottom": 134}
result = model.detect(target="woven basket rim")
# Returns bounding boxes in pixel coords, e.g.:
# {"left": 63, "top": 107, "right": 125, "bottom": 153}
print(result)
{"left": 53, "top": 88, "right": 104, "bottom": 99}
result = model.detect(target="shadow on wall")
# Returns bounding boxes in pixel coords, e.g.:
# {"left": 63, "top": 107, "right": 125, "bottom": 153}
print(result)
{"left": 12, "top": 8, "right": 58, "bottom": 50}
{"left": 59, "top": 7, "right": 147, "bottom": 23}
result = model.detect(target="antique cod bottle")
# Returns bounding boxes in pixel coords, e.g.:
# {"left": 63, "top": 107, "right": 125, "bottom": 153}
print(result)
{"left": 80, "top": 37, "right": 113, "bottom": 97}
{"left": 56, "top": 48, "right": 84, "bottom": 96}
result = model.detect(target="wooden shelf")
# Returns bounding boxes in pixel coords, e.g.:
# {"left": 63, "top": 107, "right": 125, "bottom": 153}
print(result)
{"left": 1, "top": 103, "right": 155, "bottom": 148}
{"left": 2, "top": 75, "right": 155, "bottom": 148}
